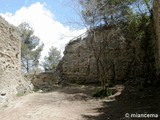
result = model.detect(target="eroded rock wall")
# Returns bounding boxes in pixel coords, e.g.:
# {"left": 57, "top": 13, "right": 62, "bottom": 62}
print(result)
{"left": 0, "top": 17, "right": 32, "bottom": 107}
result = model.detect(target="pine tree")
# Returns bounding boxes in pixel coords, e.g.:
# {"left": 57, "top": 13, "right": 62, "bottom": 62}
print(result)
{"left": 18, "top": 22, "right": 44, "bottom": 73}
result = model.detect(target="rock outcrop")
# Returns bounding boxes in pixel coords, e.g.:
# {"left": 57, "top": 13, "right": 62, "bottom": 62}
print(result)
{"left": 0, "top": 17, "right": 32, "bottom": 107}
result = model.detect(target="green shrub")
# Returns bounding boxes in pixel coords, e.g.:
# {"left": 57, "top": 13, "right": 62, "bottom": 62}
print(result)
{"left": 16, "top": 92, "right": 25, "bottom": 97}
{"left": 33, "top": 87, "right": 40, "bottom": 92}
{"left": 92, "top": 88, "right": 113, "bottom": 98}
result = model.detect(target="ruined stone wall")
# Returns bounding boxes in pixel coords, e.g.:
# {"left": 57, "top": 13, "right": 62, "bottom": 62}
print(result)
{"left": 0, "top": 17, "right": 32, "bottom": 107}
{"left": 153, "top": 0, "right": 160, "bottom": 75}
{"left": 57, "top": 27, "right": 144, "bottom": 84}
{"left": 25, "top": 71, "right": 60, "bottom": 90}
{"left": 58, "top": 38, "right": 98, "bottom": 84}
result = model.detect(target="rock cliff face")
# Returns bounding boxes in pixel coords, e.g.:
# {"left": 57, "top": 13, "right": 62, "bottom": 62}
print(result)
{"left": 153, "top": 0, "right": 160, "bottom": 75}
{"left": 57, "top": 27, "right": 145, "bottom": 84}
{"left": 0, "top": 17, "right": 32, "bottom": 107}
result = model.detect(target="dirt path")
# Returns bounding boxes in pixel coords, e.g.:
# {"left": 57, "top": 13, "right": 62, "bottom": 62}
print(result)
{"left": 1, "top": 84, "right": 157, "bottom": 120}
{"left": 0, "top": 87, "right": 103, "bottom": 120}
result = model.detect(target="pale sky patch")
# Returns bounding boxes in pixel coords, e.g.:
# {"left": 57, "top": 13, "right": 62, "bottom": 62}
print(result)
{"left": 0, "top": 2, "right": 86, "bottom": 61}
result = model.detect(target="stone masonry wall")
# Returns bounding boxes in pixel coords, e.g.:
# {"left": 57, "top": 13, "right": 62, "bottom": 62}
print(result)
{"left": 25, "top": 71, "right": 60, "bottom": 91}
{"left": 0, "top": 17, "right": 32, "bottom": 107}
{"left": 58, "top": 38, "right": 98, "bottom": 84}
{"left": 57, "top": 27, "right": 144, "bottom": 84}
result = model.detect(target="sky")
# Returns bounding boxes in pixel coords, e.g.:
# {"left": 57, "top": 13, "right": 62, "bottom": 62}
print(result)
{"left": 0, "top": 0, "right": 86, "bottom": 61}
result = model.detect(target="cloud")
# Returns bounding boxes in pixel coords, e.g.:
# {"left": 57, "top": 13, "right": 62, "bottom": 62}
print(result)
{"left": 0, "top": 2, "right": 86, "bottom": 61}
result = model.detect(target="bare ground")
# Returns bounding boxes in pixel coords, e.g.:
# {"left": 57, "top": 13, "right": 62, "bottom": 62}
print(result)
{"left": 0, "top": 84, "right": 159, "bottom": 120}
{"left": 0, "top": 85, "right": 112, "bottom": 120}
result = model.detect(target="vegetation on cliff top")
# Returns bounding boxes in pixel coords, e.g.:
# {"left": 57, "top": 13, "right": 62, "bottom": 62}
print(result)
{"left": 78, "top": 0, "right": 154, "bottom": 93}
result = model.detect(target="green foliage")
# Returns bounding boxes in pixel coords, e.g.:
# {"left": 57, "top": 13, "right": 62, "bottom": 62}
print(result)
{"left": 79, "top": 0, "right": 154, "bottom": 87}
{"left": 124, "top": 2, "right": 155, "bottom": 80}
{"left": 18, "top": 22, "right": 44, "bottom": 73}
{"left": 92, "top": 88, "right": 113, "bottom": 98}
{"left": 16, "top": 92, "right": 26, "bottom": 97}
{"left": 33, "top": 87, "right": 40, "bottom": 92}
{"left": 42, "top": 46, "right": 61, "bottom": 71}
{"left": 80, "top": 0, "right": 152, "bottom": 28}
{"left": 143, "top": 0, "right": 152, "bottom": 11}
{"left": 80, "top": 0, "right": 136, "bottom": 27}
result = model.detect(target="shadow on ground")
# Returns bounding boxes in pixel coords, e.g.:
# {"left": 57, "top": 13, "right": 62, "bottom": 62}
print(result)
{"left": 81, "top": 83, "right": 160, "bottom": 120}
{"left": 37, "top": 81, "right": 160, "bottom": 120}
